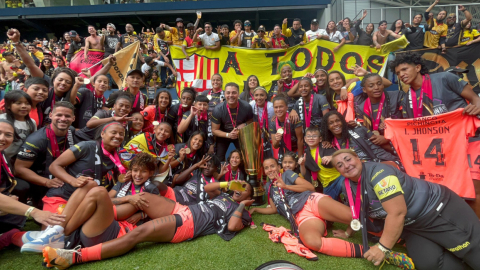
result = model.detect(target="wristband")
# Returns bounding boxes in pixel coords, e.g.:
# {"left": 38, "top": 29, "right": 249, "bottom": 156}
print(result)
{"left": 344, "top": 230, "right": 351, "bottom": 238}
{"left": 226, "top": 133, "right": 229, "bottom": 138}
{"left": 377, "top": 241, "right": 391, "bottom": 253}
{"left": 25, "top": 206, "right": 35, "bottom": 218}
{"left": 176, "top": 158, "right": 183, "bottom": 164}
{"left": 220, "top": 182, "right": 228, "bottom": 189}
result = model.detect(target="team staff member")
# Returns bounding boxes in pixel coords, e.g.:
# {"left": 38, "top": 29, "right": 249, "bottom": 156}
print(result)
{"left": 424, "top": 0, "right": 447, "bottom": 51}
{"left": 282, "top": 18, "right": 307, "bottom": 46}
{"left": 332, "top": 149, "right": 480, "bottom": 269}
{"left": 211, "top": 82, "right": 253, "bottom": 161}
{"left": 43, "top": 181, "right": 254, "bottom": 269}
{"left": 15, "top": 102, "right": 79, "bottom": 208}
{"left": 444, "top": 5, "right": 471, "bottom": 48}
{"left": 123, "top": 69, "right": 148, "bottom": 114}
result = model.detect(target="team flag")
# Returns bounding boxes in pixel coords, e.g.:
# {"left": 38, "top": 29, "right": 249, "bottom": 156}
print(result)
{"left": 101, "top": 41, "right": 140, "bottom": 88}
{"left": 69, "top": 49, "right": 105, "bottom": 76}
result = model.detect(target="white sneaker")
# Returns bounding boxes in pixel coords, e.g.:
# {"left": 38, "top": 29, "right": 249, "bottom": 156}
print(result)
{"left": 22, "top": 230, "right": 44, "bottom": 244}
{"left": 21, "top": 225, "right": 64, "bottom": 253}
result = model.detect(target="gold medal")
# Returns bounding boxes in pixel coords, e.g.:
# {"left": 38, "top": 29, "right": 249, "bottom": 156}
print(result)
{"left": 182, "top": 104, "right": 188, "bottom": 108}
{"left": 277, "top": 128, "right": 284, "bottom": 134}
{"left": 185, "top": 148, "right": 191, "bottom": 154}
{"left": 83, "top": 78, "right": 90, "bottom": 84}
{"left": 313, "top": 180, "right": 319, "bottom": 187}
{"left": 207, "top": 95, "right": 212, "bottom": 100}
{"left": 250, "top": 224, "right": 257, "bottom": 229}
{"left": 167, "top": 144, "right": 175, "bottom": 151}
{"left": 351, "top": 219, "right": 361, "bottom": 231}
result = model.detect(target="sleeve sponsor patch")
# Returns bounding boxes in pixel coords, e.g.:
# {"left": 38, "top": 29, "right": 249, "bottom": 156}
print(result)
{"left": 373, "top": 175, "right": 404, "bottom": 201}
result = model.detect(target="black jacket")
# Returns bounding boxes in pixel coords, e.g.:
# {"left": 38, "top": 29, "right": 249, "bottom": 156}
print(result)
{"left": 66, "top": 36, "right": 85, "bottom": 62}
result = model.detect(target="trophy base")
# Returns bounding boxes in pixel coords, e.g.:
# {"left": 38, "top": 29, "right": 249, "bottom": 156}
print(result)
{"left": 247, "top": 175, "right": 265, "bottom": 206}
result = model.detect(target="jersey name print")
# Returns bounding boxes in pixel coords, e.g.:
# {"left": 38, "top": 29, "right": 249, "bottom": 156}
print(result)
{"left": 385, "top": 109, "right": 480, "bottom": 199}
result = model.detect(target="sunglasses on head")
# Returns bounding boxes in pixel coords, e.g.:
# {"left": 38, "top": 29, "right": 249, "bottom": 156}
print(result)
{"left": 245, "top": 23, "right": 251, "bottom": 26}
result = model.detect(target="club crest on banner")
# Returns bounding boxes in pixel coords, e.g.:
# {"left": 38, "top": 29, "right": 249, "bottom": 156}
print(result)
{"left": 174, "top": 54, "right": 219, "bottom": 96}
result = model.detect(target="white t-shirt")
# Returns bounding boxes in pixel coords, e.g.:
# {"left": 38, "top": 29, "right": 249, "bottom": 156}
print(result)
{"left": 141, "top": 60, "right": 166, "bottom": 74}
{"left": 0, "top": 113, "right": 37, "bottom": 159}
{"left": 319, "top": 29, "right": 344, "bottom": 43}
{"left": 306, "top": 29, "right": 323, "bottom": 42}
{"left": 199, "top": 32, "right": 220, "bottom": 47}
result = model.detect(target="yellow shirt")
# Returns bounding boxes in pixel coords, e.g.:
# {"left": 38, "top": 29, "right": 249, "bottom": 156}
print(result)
{"left": 310, "top": 147, "right": 341, "bottom": 188}
{"left": 281, "top": 23, "right": 307, "bottom": 43}
{"left": 169, "top": 27, "right": 190, "bottom": 46}
{"left": 251, "top": 35, "right": 271, "bottom": 48}
{"left": 153, "top": 32, "right": 172, "bottom": 53}
{"left": 229, "top": 30, "right": 240, "bottom": 47}
{"left": 144, "top": 32, "right": 154, "bottom": 43}
{"left": 460, "top": 29, "right": 480, "bottom": 45}
{"left": 32, "top": 51, "right": 44, "bottom": 62}
{"left": 424, "top": 19, "right": 448, "bottom": 48}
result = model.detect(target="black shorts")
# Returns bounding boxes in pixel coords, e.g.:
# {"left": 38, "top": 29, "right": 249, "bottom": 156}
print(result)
{"left": 80, "top": 221, "right": 120, "bottom": 247}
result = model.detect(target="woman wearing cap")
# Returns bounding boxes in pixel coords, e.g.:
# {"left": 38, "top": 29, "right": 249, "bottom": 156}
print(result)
{"left": 124, "top": 69, "right": 148, "bottom": 114}
{"left": 332, "top": 149, "right": 480, "bottom": 269}
{"left": 250, "top": 86, "right": 274, "bottom": 160}
{"left": 252, "top": 26, "right": 272, "bottom": 48}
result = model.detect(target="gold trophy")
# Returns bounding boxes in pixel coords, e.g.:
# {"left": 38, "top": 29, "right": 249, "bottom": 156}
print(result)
{"left": 238, "top": 122, "right": 265, "bottom": 205}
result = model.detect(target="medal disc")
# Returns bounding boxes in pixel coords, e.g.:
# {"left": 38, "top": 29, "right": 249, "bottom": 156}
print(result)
{"left": 182, "top": 104, "right": 188, "bottom": 108}
{"left": 351, "top": 219, "right": 361, "bottom": 231}
{"left": 167, "top": 144, "right": 175, "bottom": 151}
{"left": 185, "top": 148, "right": 191, "bottom": 154}
{"left": 277, "top": 128, "right": 284, "bottom": 134}
{"left": 313, "top": 180, "right": 319, "bottom": 187}
{"left": 83, "top": 78, "right": 90, "bottom": 84}
{"left": 207, "top": 95, "right": 212, "bottom": 100}
{"left": 250, "top": 224, "right": 257, "bottom": 229}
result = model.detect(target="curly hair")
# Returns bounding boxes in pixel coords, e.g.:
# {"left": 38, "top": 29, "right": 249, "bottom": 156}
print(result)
{"left": 105, "top": 91, "right": 133, "bottom": 109}
{"left": 388, "top": 51, "right": 429, "bottom": 75}
{"left": 277, "top": 61, "right": 295, "bottom": 74}
{"left": 227, "top": 149, "right": 243, "bottom": 167}
{"left": 360, "top": 72, "right": 382, "bottom": 88}
{"left": 130, "top": 152, "right": 156, "bottom": 172}
{"left": 154, "top": 90, "right": 172, "bottom": 109}
{"left": 320, "top": 111, "right": 349, "bottom": 143}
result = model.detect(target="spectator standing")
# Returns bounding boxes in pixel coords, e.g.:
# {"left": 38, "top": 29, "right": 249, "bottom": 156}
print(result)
{"left": 424, "top": 0, "right": 447, "bottom": 51}
{"left": 282, "top": 18, "right": 307, "bottom": 46}
{"left": 373, "top": 21, "right": 401, "bottom": 49}
{"left": 354, "top": 10, "right": 375, "bottom": 46}
{"left": 405, "top": 14, "right": 425, "bottom": 50}
{"left": 271, "top": 24, "right": 289, "bottom": 48}
{"left": 162, "top": 18, "right": 189, "bottom": 46}
{"left": 306, "top": 19, "right": 329, "bottom": 42}
{"left": 66, "top": 30, "right": 85, "bottom": 62}
{"left": 239, "top": 20, "right": 256, "bottom": 48}
{"left": 252, "top": 26, "right": 271, "bottom": 49}
{"left": 460, "top": 21, "right": 480, "bottom": 46}
{"left": 194, "top": 23, "right": 221, "bottom": 51}
{"left": 101, "top": 23, "right": 120, "bottom": 58}
{"left": 445, "top": 5, "right": 472, "bottom": 48}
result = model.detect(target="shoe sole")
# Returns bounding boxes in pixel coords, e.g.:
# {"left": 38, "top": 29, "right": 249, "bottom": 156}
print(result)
{"left": 21, "top": 242, "right": 65, "bottom": 254}
{"left": 42, "top": 247, "right": 54, "bottom": 268}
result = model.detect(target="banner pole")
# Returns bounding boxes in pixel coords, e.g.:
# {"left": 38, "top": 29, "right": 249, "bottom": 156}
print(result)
{"left": 86, "top": 60, "right": 104, "bottom": 71}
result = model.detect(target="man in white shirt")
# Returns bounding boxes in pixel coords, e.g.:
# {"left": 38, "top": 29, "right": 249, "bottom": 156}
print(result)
{"left": 141, "top": 56, "right": 176, "bottom": 79}
{"left": 193, "top": 22, "right": 221, "bottom": 50}
{"left": 306, "top": 19, "right": 329, "bottom": 42}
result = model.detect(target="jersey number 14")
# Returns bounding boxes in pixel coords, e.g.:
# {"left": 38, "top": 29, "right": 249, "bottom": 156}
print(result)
{"left": 410, "top": 138, "right": 445, "bottom": 166}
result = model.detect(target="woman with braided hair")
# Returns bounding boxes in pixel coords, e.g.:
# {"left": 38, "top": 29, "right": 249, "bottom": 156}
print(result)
{"left": 267, "top": 61, "right": 298, "bottom": 113}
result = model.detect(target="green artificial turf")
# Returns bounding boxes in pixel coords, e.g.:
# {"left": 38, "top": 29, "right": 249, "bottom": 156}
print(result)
{"left": 0, "top": 210, "right": 405, "bottom": 270}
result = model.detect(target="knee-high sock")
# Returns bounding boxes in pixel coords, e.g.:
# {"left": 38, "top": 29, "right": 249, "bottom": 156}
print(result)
{"left": 11, "top": 231, "right": 26, "bottom": 247}
{"left": 74, "top": 244, "right": 102, "bottom": 264}
{"left": 318, "top": 237, "right": 364, "bottom": 258}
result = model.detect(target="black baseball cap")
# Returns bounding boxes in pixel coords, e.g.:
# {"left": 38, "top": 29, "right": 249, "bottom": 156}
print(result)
{"left": 257, "top": 25, "right": 266, "bottom": 32}
{"left": 445, "top": 66, "right": 468, "bottom": 74}
{"left": 187, "top": 23, "right": 194, "bottom": 28}
{"left": 311, "top": 19, "right": 319, "bottom": 25}
{"left": 2, "top": 52, "right": 13, "bottom": 57}
{"left": 176, "top": 18, "right": 183, "bottom": 23}
{"left": 127, "top": 69, "right": 145, "bottom": 77}
{"left": 68, "top": 30, "right": 78, "bottom": 37}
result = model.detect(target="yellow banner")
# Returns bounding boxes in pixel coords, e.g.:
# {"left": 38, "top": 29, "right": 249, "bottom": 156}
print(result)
{"left": 101, "top": 41, "right": 140, "bottom": 88}
{"left": 170, "top": 36, "right": 408, "bottom": 94}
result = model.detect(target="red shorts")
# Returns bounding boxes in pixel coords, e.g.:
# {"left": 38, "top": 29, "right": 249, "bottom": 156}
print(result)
{"left": 295, "top": 193, "right": 329, "bottom": 236}
{"left": 164, "top": 187, "right": 177, "bottom": 202}
{"left": 170, "top": 203, "right": 194, "bottom": 243}
{"left": 117, "top": 220, "right": 137, "bottom": 238}
{"left": 42, "top": 196, "right": 67, "bottom": 214}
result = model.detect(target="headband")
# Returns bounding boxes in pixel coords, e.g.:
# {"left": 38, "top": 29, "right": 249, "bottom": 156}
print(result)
{"left": 102, "top": 122, "right": 122, "bottom": 132}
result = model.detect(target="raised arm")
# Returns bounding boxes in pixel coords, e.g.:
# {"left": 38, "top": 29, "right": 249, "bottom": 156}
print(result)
{"left": 426, "top": 0, "right": 439, "bottom": 13}
{"left": 7, "top": 29, "right": 44, "bottom": 78}
{"left": 459, "top": 5, "right": 472, "bottom": 27}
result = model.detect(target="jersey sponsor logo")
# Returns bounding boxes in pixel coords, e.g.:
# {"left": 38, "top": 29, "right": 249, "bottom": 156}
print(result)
{"left": 430, "top": 30, "right": 438, "bottom": 35}
{"left": 448, "top": 241, "right": 470, "bottom": 252}
{"left": 120, "top": 152, "right": 133, "bottom": 161}
{"left": 377, "top": 185, "right": 397, "bottom": 196}
{"left": 18, "top": 148, "right": 35, "bottom": 158}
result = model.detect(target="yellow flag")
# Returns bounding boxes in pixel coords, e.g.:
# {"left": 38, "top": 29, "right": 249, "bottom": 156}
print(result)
{"left": 101, "top": 41, "right": 140, "bottom": 88}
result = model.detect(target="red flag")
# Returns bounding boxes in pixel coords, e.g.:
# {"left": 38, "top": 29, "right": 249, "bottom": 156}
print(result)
{"left": 69, "top": 49, "right": 104, "bottom": 77}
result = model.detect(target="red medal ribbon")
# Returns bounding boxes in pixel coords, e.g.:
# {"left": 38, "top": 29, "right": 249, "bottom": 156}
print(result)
{"left": 363, "top": 93, "right": 385, "bottom": 131}
{"left": 227, "top": 102, "right": 239, "bottom": 129}
{"left": 276, "top": 113, "right": 292, "bottom": 151}
{"left": 333, "top": 137, "right": 348, "bottom": 150}
{"left": 410, "top": 75, "right": 433, "bottom": 118}
{"left": 344, "top": 176, "right": 362, "bottom": 219}
{"left": 304, "top": 94, "right": 314, "bottom": 129}
{"left": 101, "top": 141, "right": 127, "bottom": 174}
{"left": 46, "top": 124, "right": 66, "bottom": 158}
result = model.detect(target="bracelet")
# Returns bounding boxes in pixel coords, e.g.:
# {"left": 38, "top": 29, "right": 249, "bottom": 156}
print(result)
{"left": 25, "top": 206, "right": 35, "bottom": 218}
{"left": 226, "top": 133, "right": 229, "bottom": 138}
{"left": 176, "top": 158, "right": 183, "bottom": 164}
{"left": 344, "top": 230, "right": 350, "bottom": 238}
{"left": 378, "top": 241, "right": 392, "bottom": 252}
